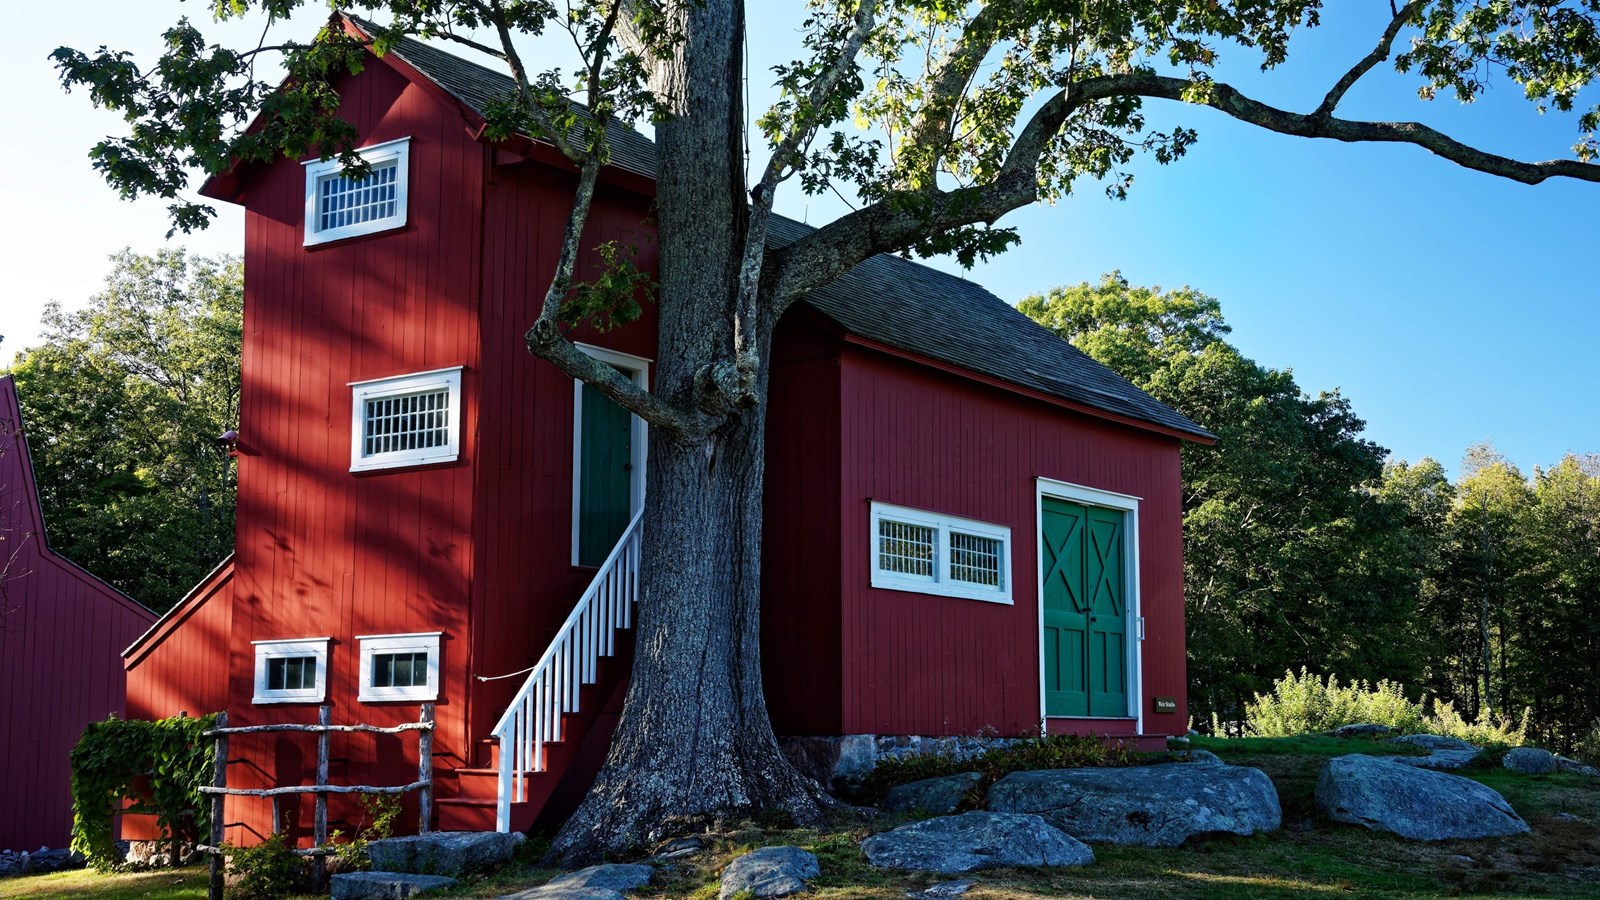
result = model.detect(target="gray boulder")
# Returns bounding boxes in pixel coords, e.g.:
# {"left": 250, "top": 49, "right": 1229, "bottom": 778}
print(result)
{"left": 332, "top": 872, "right": 457, "bottom": 899}
{"left": 884, "top": 772, "right": 985, "bottom": 815}
{"left": 500, "top": 864, "right": 653, "bottom": 900}
{"left": 909, "top": 879, "right": 974, "bottom": 898}
{"left": 861, "top": 811, "right": 1093, "bottom": 874}
{"left": 986, "top": 763, "right": 1281, "bottom": 848}
{"left": 366, "top": 831, "right": 523, "bottom": 878}
{"left": 1179, "top": 749, "right": 1224, "bottom": 766}
{"left": 1556, "top": 755, "right": 1600, "bottom": 777}
{"left": 1390, "top": 734, "right": 1476, "bottom": 752}
{"left": 1502, "top": 747, "right": 1558, "bottom": 775}
{"left": 1328, "top": 723, "right": 1398, "bottom": 737}
{"left": 718, "top": 846, "right": 819, "bottom": 900}
{"left": 1315, "top": 754, "right": 1529, "bottom": 840}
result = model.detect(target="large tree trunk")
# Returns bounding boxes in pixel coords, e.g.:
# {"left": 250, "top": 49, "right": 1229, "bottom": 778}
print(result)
{"left": 548, "top": 0, "right": 829, "bottom": 864}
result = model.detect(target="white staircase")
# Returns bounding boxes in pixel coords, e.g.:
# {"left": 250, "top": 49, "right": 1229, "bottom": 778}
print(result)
{"left": 489, "top": 510, "right": 643, "bottom": 832}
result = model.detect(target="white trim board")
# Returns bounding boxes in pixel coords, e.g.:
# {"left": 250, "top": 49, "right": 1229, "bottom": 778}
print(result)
{"left": 1034, "top": 476, "right": 1144, "bottom": 737}
{"left": 570, "top": 343, "right": 651, "bottom": 567}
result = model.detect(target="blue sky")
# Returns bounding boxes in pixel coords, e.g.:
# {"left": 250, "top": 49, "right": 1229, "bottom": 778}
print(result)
{"left": 0, "top": 2, "right": 1593, "bottom": 478}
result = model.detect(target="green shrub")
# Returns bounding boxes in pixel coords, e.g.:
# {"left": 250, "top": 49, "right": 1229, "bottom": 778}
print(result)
{"left": 1573, "top": 721, "right": 1600, "bottom": 764}
{"left": 69, "top": 713, "right": 217, "bottom": 870}
{"left": 326, "top": 793, "right": 403, "bottom": 872}
{"left": 226, "top": 832, "right": 302, "bottom": 900}
{"left": 1243, "top": 670, "right": 1528, "bottom": 746}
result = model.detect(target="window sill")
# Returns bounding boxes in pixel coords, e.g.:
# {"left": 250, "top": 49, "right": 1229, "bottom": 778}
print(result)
{"left": 869, "top": 579, "right": 1013, "bottom": 605}
{"left": 253, "top": 695, "right": 327, "bottom": 705}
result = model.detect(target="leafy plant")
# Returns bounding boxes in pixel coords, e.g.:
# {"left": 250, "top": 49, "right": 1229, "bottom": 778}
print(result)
{"left": 1244, "top": 670, "right": 1528, "bottom": 747}
{"left": 225, "top": 832, "right": 302, "bottom": 900}
{"left": 325, "top": 793, "right": 403, "bottom": 872}
{"left": 70, "top": 713, "right": 217, "bottom": 870}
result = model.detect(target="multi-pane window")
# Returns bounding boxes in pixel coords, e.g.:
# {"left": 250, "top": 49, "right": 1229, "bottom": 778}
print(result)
{"left": 869, "top": 502, "right": 1011, "bottom": 603}
{"left": 303, "top": 137, "right": 410, "bottom": 246}
{"left": 253, "top": 638, "right": 330, "bottom": 704}
{"left": 349, "top": 368, "right": 463, "bottom": 472}
{"left": 358, "top": 633, "right": 441, "bottom": 702}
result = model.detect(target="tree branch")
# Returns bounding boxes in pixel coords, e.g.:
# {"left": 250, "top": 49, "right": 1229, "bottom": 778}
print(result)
{"left": 902, "top": 2, "right": 1007, "bottom": 187}
{"left": 768, "top": 67, "right": 1600, "bottom": 303}
{"left": 1315, "top": 0, "right": 1427, "bottom": 118}
{"left": 723, "top": 0, "right": 877, "bottom": 409}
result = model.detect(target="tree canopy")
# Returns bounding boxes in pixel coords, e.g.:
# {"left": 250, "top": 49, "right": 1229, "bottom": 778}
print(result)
{"left": 5, "top": 250, "right": 241, "bottom": 613}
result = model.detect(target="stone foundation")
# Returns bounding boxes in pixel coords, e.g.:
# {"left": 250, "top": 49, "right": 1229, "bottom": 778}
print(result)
{"left": 780, "top": 734, "right": 1019, "bottom": 792}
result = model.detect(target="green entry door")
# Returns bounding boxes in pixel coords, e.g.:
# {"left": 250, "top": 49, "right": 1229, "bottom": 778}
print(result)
{"left": 1041, "top": 497, "right": 1129, "bottom": 718}
{"left": 577, "top": 372, "right": 634, "bottom": 566}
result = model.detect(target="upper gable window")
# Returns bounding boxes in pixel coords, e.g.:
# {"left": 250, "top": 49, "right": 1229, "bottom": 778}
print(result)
{"left": 870, "top": 502, "right": 1012, "bottom": 604}
{"left": 349, "top": 367, "right": 463, "bottom": 473}
{"left": 303, "top": 138, "right": 410, "bottom": 246}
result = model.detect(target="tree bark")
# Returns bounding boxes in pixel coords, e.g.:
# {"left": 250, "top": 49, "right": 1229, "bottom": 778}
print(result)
{"left": 548, "top": 0, "right": 830, "bottom": 864}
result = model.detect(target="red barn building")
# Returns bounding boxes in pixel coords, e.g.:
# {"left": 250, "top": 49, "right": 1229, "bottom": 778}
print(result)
{"left": 122, "top": 16, "right": 1211, "bottom": 844}
{"left": 0, "top": 376, "right": 158, "bottom": 851}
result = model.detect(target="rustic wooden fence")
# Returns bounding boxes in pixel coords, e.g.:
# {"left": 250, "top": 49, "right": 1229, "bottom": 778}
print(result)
{"left": 195, "top": 704, "right": 434, "bottom": 899}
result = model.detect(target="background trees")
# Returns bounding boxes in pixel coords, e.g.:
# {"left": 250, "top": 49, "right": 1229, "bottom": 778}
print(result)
{"left": 1023, "top": 274, "right": 1599, "bottom": 751}
{"left": 4, "top": 250, "right": 240, "bottom": 613}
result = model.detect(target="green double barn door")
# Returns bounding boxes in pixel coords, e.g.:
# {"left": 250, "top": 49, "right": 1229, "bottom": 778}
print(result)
{"left": 1041, "top": 497, "right": 1130, "bottom": 718}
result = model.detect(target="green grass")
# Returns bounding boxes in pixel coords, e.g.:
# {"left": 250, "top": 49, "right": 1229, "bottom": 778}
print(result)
{"left": 14, "top": 735, "right": 1598, "bottom": 899}
{"left": 0, "top": 867, "right": 208, "bottom": 900}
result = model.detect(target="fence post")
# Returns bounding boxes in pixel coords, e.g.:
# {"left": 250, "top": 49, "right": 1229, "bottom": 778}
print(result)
{"left": 417, "top": 704, "right": 434, "bottom": 834}
{"left": 313, "top": 705, "right": 330, "bottom": 892}
{"left": 207, "top": 711, "right": 228, "bottom": 900}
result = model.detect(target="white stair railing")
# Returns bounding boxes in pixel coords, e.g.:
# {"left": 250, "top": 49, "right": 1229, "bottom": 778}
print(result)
{"left": 490, "top": 511, "right": 643, "bottom": 833}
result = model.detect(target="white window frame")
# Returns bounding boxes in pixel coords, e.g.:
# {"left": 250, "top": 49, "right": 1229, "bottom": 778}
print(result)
{"left": 303, "top": 137, "right": 411, "bottom": 246}
{"left": 349, "top": 366, "right": 464, "bottom": 473}
{"left": 869, "top": 501, "right": 1013, "bottom": 604}
{"left": 252, "top": 637, "right": 330, "bottom": 705}
{"left": 357, "top": 632, "right": 442, "bottom": 702}
{"left": 1033, "top": 477, "right": 1144, "bottom": 732}
{"left": 570, "top": 343, "right": 651, "bottom": 567}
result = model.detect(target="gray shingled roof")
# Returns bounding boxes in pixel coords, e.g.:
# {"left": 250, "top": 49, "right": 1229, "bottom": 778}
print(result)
{"left": 354, "top": 18, "right": 1210, "bottom": 439}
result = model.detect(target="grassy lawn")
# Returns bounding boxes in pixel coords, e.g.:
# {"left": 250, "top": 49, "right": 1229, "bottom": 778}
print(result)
{"left": 0, "top": 867, "right": 208, "bottom": 900}
{"left": 9, "top": 735, "right": 1596, "bottom": 899}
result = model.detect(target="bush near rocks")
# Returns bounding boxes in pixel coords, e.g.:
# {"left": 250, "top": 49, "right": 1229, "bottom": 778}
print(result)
{"left": 1244, "top": 670, "right": 1530, "bottom": 747}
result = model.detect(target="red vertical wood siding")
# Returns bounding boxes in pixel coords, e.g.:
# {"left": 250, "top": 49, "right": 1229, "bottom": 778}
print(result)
{"left": 761, "top": 312, "right": 845, "bottom": 736}
{"left": 0, "top": 376, "right": 157, "bottom": 851}
{"left": 831, "top": 344, "right": 1188, "bottom": 738}
{"left": 468, "top": 157, "right": 658, "bottom": 742}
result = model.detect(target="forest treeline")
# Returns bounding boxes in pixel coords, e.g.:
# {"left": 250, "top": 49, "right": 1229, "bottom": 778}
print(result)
{"left": 1022, "top": 275, "right": 1600, "bottom": 753}
{"left": 5, "top": 253, "right": 1596, "bottom": 752}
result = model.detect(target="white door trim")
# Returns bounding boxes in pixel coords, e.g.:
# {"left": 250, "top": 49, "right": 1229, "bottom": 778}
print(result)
{"left": 1034, "top": 476, "right": 1144, "bottom": 736}
{"left": 571, "top": 343, "right": 651, "bottom": 567}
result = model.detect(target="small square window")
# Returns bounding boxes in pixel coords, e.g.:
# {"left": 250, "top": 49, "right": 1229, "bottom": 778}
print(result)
{"left": 358, "top": 633, "right": 442, "bottom": 702}
{"left": 303, "top": 138, "right": 410, "bottom": 246}
{"left": 349, "top": 368, "right": 463, "bottom": 472}
{"left": 869, "top": 502, "right": 1011, "bottom": 604}
{"left": 253, "top": 638, "right": 330, "bottom": 704}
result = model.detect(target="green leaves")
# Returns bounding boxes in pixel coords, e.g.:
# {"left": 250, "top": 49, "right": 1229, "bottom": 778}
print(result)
{"left": 6, "top": 250, "right": 241, "bottom": 613}
{"left": 69, "top": 713, "right": 218, "bottom": 870}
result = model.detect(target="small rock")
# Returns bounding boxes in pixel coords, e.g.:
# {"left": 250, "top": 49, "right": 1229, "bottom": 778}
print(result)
{"left": 719, "top": 846, "right": 820, "bottom": 900}
{"left": 332, "top": 871, "right": 457, "bottom": 899}
{"left": 861, "top": 811, "right": 1093, "bottom": 874}
{"left": 1447, "top": 855, "right": 1475, "bottom": 867}
{"left": 366, "top": 831, "right": 523, "bottom": 878}
{"left": 1179, "top": 749, "right": 1224, "bottom": 766}
{"left": 909, "top": 879, "right": 974, "bottom": 897}
{"left": 1552, "top": 812, "right": 1587, "bottom": 823}
{"left": 1315, "top": 754, "right": 1529, "bottom": 840}
{"left": 548, "top": 864, "right": 654, "bottom": 892}
{"left": 1328, "top": 723, "right": 1398, "bottom": 737}
{"left": 1502, "top": 747, "right": 1558, "bottom": 775}
{"left": 884, "top": 772, "right": 985, "bottom": 815}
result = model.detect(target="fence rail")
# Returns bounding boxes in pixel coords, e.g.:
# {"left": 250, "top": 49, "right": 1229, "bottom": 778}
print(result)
{"left": 203, "top": 704, "right": 434, "bottom": 900}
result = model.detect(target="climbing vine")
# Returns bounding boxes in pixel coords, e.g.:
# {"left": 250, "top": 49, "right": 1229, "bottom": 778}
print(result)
{"left": 69, "top": 713, "right": 217, "bottom": 869}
